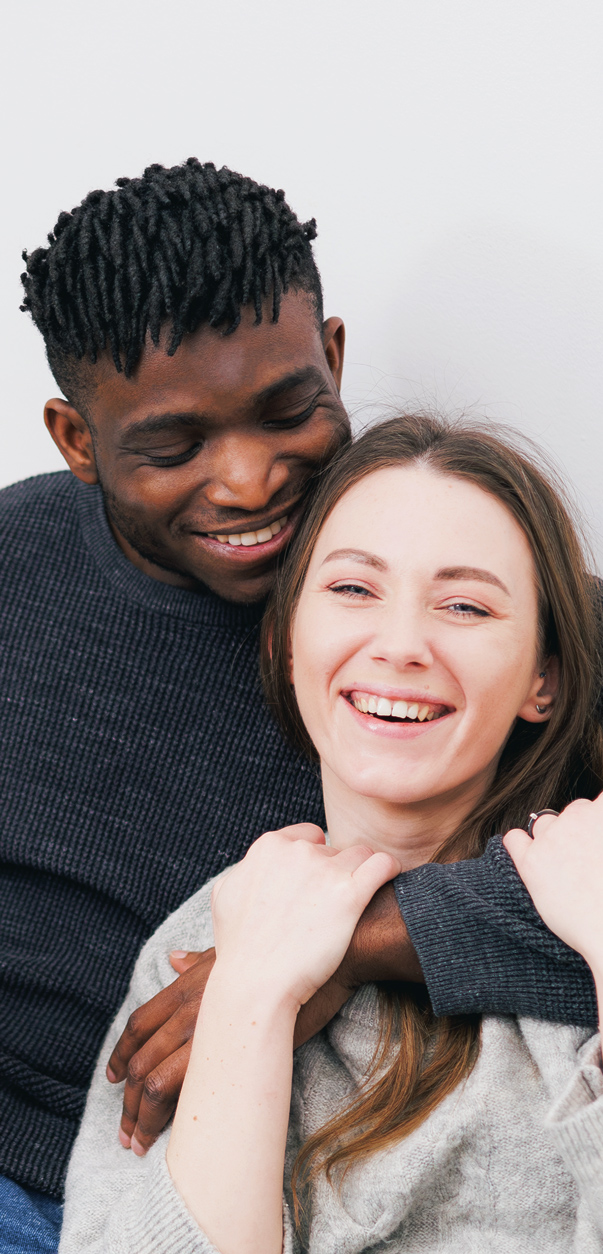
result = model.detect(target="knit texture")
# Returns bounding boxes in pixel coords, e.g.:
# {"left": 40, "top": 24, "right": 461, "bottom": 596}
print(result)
{"left": 60, "top": 876, "right": 603, "bottom": 1254}
{"left": 395, "top": 836, "right": 598, "bottom": 1026}
{"left": 0, "top": 471, "right": 598, "bottom": 1202}
{"left": 0, "top": 473, "right": 325, "bottom": 1198}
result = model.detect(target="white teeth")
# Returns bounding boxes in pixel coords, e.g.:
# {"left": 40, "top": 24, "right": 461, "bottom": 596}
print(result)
{"left": 351, "top": 693, "right": 443, "bottom": 723}
{"left": 376, "top": 697, "right": 392, "bottom": 717}
{"left": 213, "top": 515, "right": 288, "bottom": 548}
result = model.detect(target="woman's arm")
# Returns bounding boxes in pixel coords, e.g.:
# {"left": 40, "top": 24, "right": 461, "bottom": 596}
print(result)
{"left": 166, "top": 825, "right": 398, "bottom": 1254}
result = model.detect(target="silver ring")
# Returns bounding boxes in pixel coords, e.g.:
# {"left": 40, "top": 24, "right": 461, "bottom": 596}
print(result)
{"left": 527, "top": 808, "right": 559, "bottom": 839}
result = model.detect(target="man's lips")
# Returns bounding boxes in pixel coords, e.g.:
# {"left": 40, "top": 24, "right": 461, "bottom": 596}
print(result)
{"left": 189, "top": 502, "right": 302, "bottom": 562}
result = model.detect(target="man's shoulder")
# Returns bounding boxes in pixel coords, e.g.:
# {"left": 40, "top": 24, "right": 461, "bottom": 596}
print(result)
{"left": 0, "top": 469, "right": 77, "bottom": 518}
{"left": 0, "top": 471, "right": 82, "bottom": 556}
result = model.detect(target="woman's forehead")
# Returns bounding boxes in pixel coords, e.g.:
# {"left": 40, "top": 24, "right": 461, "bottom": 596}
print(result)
{"left": 311, "top": 464, "right": 536, "bottom": 589}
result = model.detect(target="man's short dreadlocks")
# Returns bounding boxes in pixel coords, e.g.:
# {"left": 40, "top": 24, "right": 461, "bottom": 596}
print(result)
{"left": 20, "top": 158, "right": 323, "bottom": 409}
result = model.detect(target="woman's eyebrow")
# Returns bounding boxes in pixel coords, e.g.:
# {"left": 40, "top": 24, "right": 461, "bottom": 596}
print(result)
{"left": 321, "top": 548, "right": 388, "bottom": 571}
{"left": 435, "top": 565, "right": 510, "bottom": 595}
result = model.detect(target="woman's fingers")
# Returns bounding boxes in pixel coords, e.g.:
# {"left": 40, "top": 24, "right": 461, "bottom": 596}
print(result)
{"left": 351, "top": 850, "right": 401, "bottom": 905}
{"left": 271, "top": 823, "right": 326, "bottom": 845}
{"left": 503, "top": 826, "right": 533, "bottom": 867}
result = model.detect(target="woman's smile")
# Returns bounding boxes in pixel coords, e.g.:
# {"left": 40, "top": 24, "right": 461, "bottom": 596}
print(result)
{"left": 342, "top": 688, "right": 454, "bottom": 738}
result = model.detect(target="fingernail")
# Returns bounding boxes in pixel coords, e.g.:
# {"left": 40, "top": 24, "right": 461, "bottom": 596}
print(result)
{"left": 131, "top": 1137, "right": 146, "bottom": 1157}
{"left": 170, "top": 950, "right": 188, "bottom": 960}
{"left": 106, "top": 1066, "right": 117, "bottom": 1083}
{"left": 118, "top": 1127, "right": 131, "bottom": 1149}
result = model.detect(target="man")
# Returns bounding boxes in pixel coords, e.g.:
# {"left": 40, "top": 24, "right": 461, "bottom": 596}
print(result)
{"left": 1, "top": 158, "right": 595, "bottom": 1249}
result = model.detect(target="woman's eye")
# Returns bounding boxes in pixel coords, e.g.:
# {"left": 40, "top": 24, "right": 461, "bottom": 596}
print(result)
{"left": 145, "top": 443, "right": 202, "bottom": 467}
{"left": 445, "top": 602, "right": 490, "bottom": 618}
{"left": 329, "top": 583, "right": 374, "bottom": 600}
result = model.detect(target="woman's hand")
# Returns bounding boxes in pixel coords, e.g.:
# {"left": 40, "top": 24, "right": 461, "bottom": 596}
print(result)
{"left": 504, "top": 796, "right": 603, "bottom": 997}
{"left": 211, "top": 823, "right": 400, "bottom": 1011}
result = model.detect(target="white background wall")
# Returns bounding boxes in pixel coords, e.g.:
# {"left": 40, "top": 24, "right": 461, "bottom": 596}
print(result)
{"left": 2, "top": 1, "right": 602, "bottom": 560}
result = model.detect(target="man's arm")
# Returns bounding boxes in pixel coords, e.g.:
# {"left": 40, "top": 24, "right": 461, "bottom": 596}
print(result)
{"left": 108, "top": 836, "right": 598, "bottom": 1154}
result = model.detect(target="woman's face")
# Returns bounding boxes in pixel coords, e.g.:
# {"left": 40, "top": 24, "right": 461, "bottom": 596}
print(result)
{"left": 291, "top": 464, "right": 546, "bottom": 816}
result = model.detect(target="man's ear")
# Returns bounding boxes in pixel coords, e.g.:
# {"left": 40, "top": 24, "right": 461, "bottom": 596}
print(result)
{"left": 322, "top": 318, "right": 345, "bottom": 391}
{"left": 517, "top": 655, "right": 560, "bottom": 724}
{"left": 44, "top": 398, "right": 98, "bottom": 485}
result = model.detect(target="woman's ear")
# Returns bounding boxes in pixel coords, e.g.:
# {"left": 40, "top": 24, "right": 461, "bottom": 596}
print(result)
{"left": 517, "top": 655, "right": 560, "bottom": 724}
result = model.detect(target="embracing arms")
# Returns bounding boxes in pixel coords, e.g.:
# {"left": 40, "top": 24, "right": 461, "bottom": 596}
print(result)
{"left": 108, "top": 828, "right": 597, "bottom": 1155}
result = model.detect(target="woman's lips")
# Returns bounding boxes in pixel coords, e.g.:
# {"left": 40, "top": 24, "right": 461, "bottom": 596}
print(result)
{"left": 342, "top": 693, "right": 454, "bottom": 739}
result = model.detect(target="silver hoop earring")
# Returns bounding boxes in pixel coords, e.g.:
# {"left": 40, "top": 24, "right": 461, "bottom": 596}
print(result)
{"left": 539, "top": 671, "right": 546, "bottom": 679}
{"left": 536, "top": 704, "right": 546, "bottom": 714}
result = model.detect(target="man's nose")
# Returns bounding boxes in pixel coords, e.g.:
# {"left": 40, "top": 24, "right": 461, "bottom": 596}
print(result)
{"left": 202, "top": 435, "right": 289, "bottom": 513}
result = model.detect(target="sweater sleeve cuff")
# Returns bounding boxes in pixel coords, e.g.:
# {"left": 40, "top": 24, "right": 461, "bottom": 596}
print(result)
{"left": 393, "top": 837, "right": 597, "bottom": 1024}
{"left": 123, "top": 1151, "right": 221, "bottom": 1253}
{"left": 546, "top": 1035, "right": 603, "bottom": 1231}
{"left": 132, "top": 1152, "right": 295, "bottom": 1254}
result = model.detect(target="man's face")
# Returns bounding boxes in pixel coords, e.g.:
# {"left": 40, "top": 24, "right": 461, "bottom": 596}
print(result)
{"left": 47, "top": 291, "right": 349, "bottom": 602}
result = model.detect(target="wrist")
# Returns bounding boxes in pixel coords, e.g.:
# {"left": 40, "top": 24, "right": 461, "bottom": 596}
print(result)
{"left": 343, "top": 882, "right": 423, "bottom": 985}
{"left": 207, "top": 957, "right": 300, "bottom": 1023}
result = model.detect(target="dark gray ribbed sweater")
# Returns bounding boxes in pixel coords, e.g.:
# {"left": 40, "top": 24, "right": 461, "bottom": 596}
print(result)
{"left": 0, "top": 472, "right": 596, "bottom": 1200}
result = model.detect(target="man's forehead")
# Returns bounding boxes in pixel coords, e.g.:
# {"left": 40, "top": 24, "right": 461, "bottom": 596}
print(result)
{"left": 93, "top": 289, "right": 326, "bottom": 420}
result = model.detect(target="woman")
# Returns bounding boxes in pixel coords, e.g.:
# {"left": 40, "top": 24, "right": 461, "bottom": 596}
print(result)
{"left": 60, "top": 414, "right": 603, "bottom": 1253}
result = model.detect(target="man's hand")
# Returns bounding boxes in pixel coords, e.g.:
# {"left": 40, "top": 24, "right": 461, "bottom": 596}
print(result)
{"left": 106, "top": 948, "right": 216, "bottom": 1155}
{"left": 107, "top": 882, "right": 423, "bottom": 1154}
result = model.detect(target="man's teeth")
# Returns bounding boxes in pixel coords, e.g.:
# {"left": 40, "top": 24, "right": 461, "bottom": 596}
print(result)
{"left": 352, "top": 695, "right": 439, "bottom": 722}
{"left": 214, "top": 517, "right": 287, "bottom": 547}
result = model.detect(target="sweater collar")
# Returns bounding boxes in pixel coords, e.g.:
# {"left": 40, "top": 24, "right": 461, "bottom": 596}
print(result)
{"left": 75, "top": 478, "right": 266, "bottom": 631}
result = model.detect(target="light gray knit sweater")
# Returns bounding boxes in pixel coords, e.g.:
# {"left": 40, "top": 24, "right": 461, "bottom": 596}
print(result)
{"left": 60, "top": 875, "right": 603, "bottom": 1254}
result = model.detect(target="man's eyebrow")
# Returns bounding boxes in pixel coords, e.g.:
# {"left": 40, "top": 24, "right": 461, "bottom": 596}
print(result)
{"left": 321, "top": 548, "right": 388, "bottom": 571}
{"left": 121, "top": 412, "right": 206, "bottom": 439}
{"left": 435, "top": 566, "right": 510, "bottom": 595}
{"left": 254, "top": 366, "right": 327, "bottom": 406}
{"left": 121, "top": 368, "right": 328, "bottom": 440}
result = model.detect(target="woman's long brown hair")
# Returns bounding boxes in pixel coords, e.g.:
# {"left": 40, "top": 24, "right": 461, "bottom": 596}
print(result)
{"left": 261, "top": 413, "right": 603, "bottom": 1208}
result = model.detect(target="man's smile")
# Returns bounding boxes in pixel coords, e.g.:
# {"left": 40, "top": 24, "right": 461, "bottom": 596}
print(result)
{"left": 191, "top": 500, "right": 304, "bottom": 562}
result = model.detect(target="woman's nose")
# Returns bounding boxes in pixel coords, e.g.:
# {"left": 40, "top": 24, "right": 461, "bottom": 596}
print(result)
{"left": 370, "top": 604, "right": 434, "bottom": 671}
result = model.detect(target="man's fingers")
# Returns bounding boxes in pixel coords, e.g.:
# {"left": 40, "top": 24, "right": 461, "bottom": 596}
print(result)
{"left": 107, "top": 984, "right": 183, "bottom": 1082}
{"left": 107, "top": 948, "right": 215, "bottom": 1083}
{"left": 128, "top": 1043, "right": 192, "bottom": 1156}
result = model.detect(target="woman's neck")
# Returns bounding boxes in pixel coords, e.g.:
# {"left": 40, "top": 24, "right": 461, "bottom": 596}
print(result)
{"left": 322, "top": 763, "right": 492, "bottom": 870}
